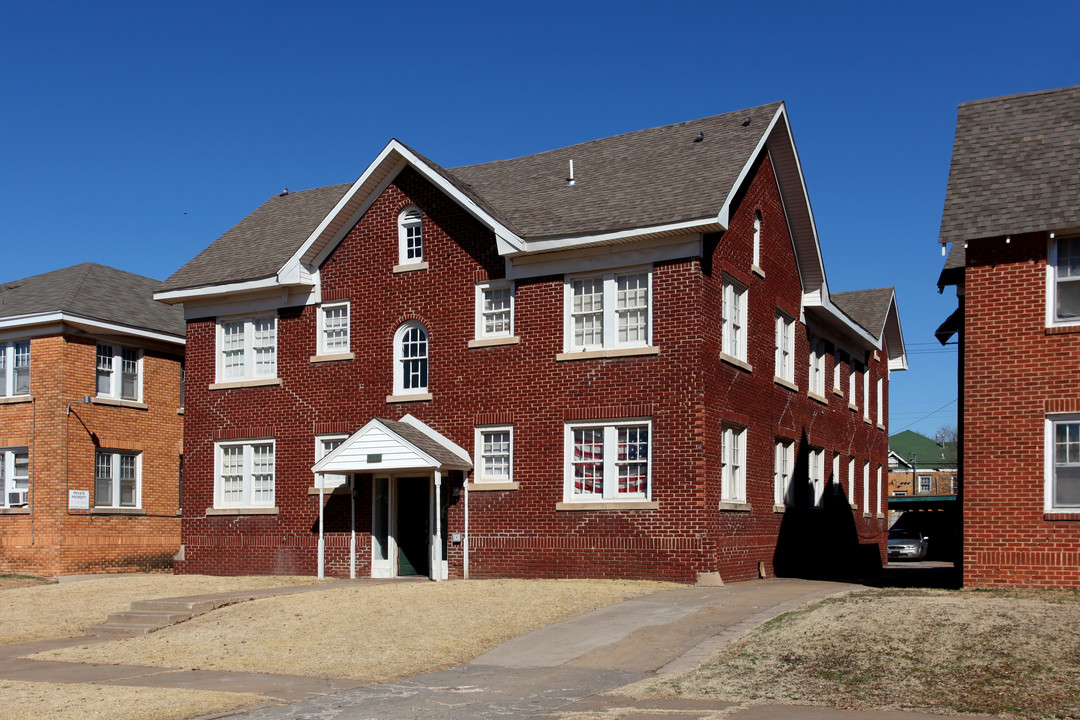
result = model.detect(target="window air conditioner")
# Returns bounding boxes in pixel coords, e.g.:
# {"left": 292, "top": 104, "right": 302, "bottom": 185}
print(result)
{"left": 7, "top": 490, "right": 28, "bottom": 507}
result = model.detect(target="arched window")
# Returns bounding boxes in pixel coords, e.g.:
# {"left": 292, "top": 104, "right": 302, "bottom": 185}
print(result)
{"left": 752, "top": 211, "right": 762, "bottom": 269}
{"left": 398, "top": 206, "right": 423, "bottom": 265}
{"left": 394, "top": 321, "right": 428, "bottom": 395}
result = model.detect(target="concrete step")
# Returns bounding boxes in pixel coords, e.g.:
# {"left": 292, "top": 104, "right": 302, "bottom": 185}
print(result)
{"left": 104, "top": 610, "right": 193, "bottom": 626}
{"left": 130, "top": 598, "right": 217, "bottom": 614}
{"left": 82, "top": 624, "right": 155, "bottom": 638}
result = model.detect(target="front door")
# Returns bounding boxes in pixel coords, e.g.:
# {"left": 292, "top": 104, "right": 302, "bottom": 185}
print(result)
{"left": 395, "top": 477, "right": 429, "bottom": 576}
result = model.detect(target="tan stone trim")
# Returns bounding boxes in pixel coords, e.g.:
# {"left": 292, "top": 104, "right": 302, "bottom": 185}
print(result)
{"left": 0, "top": 508, "right": 30, "bottom": 515}
{"left": 205, "top": 507, "right": 279, "bottom": 516}
{"left": 310, "top": 352, "right": 356, "bottom": 363}
{"left": 468, "top": 336, "right": 521, "bottom": 349}
{"left": 719, "top": 501, "right": 752, "bottom": 512}
{"left": 91, "top": 397, "right": 149, "bottom": 411}
{"left": 773, "top": 505, "right": 787, "bottom": 513}
{"left": 774, "top": 376, "right": 798, "bottom": 392}
{"left": 393, "top": 261, "right": 429, "bottom": 274}
{"left": 720, "top": 353, "right": 752, "bottom": 372}
{"left": 555, "top": 501, "right": 659, "bottom": 511}
{"left": 209, "top": 378, "right": 283, "bottom": 391}
{"left": 467, "top": 482, "right": 520, "bottom": 492}
{"left": 0, "top": 396, "right": 33, "bottom": 405}
{"left": 91, "top": 508, "right": 147, "bottom": 515}
{"left": 833, "top": 387, "right": 844, "bottom": 397}
{"left": 386, "top": 392, "right": 433, "bottom": 404}
{"left": 751, "top": 264, "right": 765, "bottom": 278}
{"left": 808, "top": 391, "right": 828, "bottom": 405}
{"left": 556, "top": 346, "right": 659, "bottom": 362}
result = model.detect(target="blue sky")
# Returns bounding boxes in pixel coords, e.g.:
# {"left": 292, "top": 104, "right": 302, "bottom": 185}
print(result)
{"left": 3, "top": 1, "right": 1076, "bottom": 438}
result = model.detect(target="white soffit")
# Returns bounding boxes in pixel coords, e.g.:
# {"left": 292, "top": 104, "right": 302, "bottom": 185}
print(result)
{"left": 0, "top": 312, "right": 185, "bottom": 346}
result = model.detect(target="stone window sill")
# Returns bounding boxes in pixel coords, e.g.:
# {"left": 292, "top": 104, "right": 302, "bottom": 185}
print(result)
{"left": 555, "top": 501, "right": 659, "bottom": 511}
{"left": 808, "top": 391, "right": 829, "bottom": 406}
{"left": 307, "top": 486, "right": 350, "bottom": 496}
{"left": 773, "top": 505, "right": 787, "bottom": 513}
{"left": 719, "top": 501, "right": 752, "bottom": 512}
{"left": 469, "top": 336, "right": 521, "bottom": 349}
{"left": 91, "top": 508, "right": 146, "bottom": 515}
{"left": 0, "top": 395, "right": 33, "bottom": 405}
{"left": 556, "top": 346, "right": 659, "bottom": 362}
{"left": 178, "top": 407, "right": 184, "bottom": 415}
{"left": 720, "top": 353, "right": 752, "bottom": 373}
{"left": 310, "top": 352, "right": 355, "bottom": 363}
{"left": 751, "top": 264, "right": 765, "bottom": 278}
{"left": 92, "top": 397, "right": 149, "bottom": 411}
{"left": 206, "top": 507, "right": 280, "bottom": 516}
{"left": 849, "top": 403, "right": 858, "bottom": 412}
{"left": 774, "top": 376, "right": 798, "bottom": 392}
{"left": 386, "top": 393, "right": 433, "bottom": 404}
{"left": 209, "top": 378, "right": 283, "bottom": 391}
{"left": 467, "top": 481, "right": 520, "bottom": 492}
{"left": 863, "top": 417, "right": 872, "bottom": 425}
{"left": 833, "top": 388, "right": 844, "bottom": 397}
{"left": 393, "top": 261, "right": 429, "bottom": 274}
{"left": 863, "top": 512, "right": 872, "bottom": 518}
{"left": 0, "top": 507, "right": 30, "bottom": 515}
{"left": 877, "top": 423, "right": 887, "bottom": 431}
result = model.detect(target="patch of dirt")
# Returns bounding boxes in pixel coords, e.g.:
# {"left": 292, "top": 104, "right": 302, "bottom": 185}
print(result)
{"left": 635, "top": 588, "right": 1080, "bottom": 719}
{"left": 39, "top": 579, "right": 670, "bottom": 683}
{"left": 0, "top": 575, "right": 53, "bottom": 591}
{"left": 0, "top": 680, "right": 267, "bottom": 720}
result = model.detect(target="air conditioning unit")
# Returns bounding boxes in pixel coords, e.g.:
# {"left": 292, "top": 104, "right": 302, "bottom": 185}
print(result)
{"left": 7, "top": 490, "right": 28, "bottom": 507}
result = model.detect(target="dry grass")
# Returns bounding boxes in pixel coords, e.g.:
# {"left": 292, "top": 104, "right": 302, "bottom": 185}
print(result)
{"left": 638, "top": 587, "right": 1080, "bottom": 719}
{"left": 40, "top": 579, "right": 670, "bottom": 682}
{"left": 0, "top": 574, "right": 53, "bottom": 591}
{"left": 0, "top": 574, "right": 317, "bottom": 645}
{"left": 0, "top": 680, "right": 267, "bottom": 720}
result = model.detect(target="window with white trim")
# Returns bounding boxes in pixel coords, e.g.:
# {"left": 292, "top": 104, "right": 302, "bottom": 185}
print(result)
{"left": 752, "top": 211, "right": 762, "bottom": 268}
{"left": 722, "top": 278, "right": 748, "bottom": 362}
{"left": 918, "top": 474, "right": 932, "bottom": 494}
{"left": 774, "top": 438, "right": 793, "bottom": 506}
{"left": 1047, "top": 416, "right": 1080, "bottom": 509}
{"left": 721, "top": 423, "right": 746, "bottom": 503}
{"left": 565, "top": 420, "right": 650, "bottom": 502}
{"left": 862, "top": 461, "right": 870, "bottom": 510}
{"left": 476, "top": 282, "right": 514, "bottom": 340}
{"left": 876, "top": 375, "right": 884, "bottom": 425}
{"left": 1052, "top": 236, "right": 1080, "bottom": 323}
{"left": 315, "top": 434, "right": 348, "bottom": 489}
{"left": 808, "top": 337, "right": 826, "bottom": 396}
{"left": 849, "top": 362, "right": 858, "bottom": 406}
{"left": 833, "top": 352, "right": 843, "bottom": 394}
{"left": 863, "top": 369, "right": 870, "bottom": 420}
{"left": 398, "top": 206, "right": 423, "bottom": 265}
{"left": 809, "top": 447, "right": 825, "bottom": 507}
{"left": 94, "top": 451, "right": 140, "bottom": 508}
{"left": 832, "top": 453, "right": 840, "bottom": 499}
{"left": 848, "top": 457, "right": 856, "bottom": 506}
{"left": 475, "top": 425, "right": 513, "bottom": 482}
{"left": 774, "top": 312, "right": 794, "bottom": 382}
{"left": 393, "top": 321, "right": 429, "bottom": 395}
{"left": 1, "top": 448, "right": 29, "bottom": 507}
{"left": 565, "top": 269, "right": 651, "bottom": 352}
{"left": 96, "top": 344, "right": 141, "bottom": 401}
{"left": 876, "top": 465, "right": 883, "bottom": 515}
{"left": 950, "top": 475, "right": 958, "bottom": 495}
{"left": 0, "top": 340, "right": 30, "bottom": 397}
{"left": 215, "top": 440, "right": 275, "bottom": 508}
{"left": 318, "top": 302, "right": 350, "bottom": 355}
{"left": 216, "top": 315, "right": 277, "bottom": 382}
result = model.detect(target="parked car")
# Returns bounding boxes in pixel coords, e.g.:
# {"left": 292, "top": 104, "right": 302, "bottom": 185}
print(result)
{"left": 888, "top": 527, "right": 929, "bottom": 561}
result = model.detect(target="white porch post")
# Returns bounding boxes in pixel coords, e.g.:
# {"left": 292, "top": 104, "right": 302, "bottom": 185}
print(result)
{"left": 433, "top": 470, "right": 442, "bottom": 582}
{"left": 317, "top": 473, "right": 325, "bottom": 580}
{"left": 464, "top": 474, "right": 470, "bottom": 580}
{"left": 349, "top": 475, "right": 356, "bottom": 580}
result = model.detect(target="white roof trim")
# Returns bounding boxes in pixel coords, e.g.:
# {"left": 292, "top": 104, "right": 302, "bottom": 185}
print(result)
{"left": 716, "top": 105, "right": 785, "bottom": 229}
{"left": 398, "top": 413, "right": 472, "bottom": 467}
{"left": 0, "top": 312, "right": 185, "bottom": 345}
{"left": 519, "top": 217, "right": 722, "bottom": 255}
{"left": 154, "top": 276, "right": 282, "bottom": 304}
{"left": 312, "top": 416, "right": 472, "bottom": 474}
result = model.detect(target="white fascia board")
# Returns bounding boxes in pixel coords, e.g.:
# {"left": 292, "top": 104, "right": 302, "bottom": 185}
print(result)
{"left": 0, "top": 312, "right": 184, "bottom": 346}
{"left": 518, "top": 218, "right": 719, "bottom": 256}
{"left": 804, "top": 299, "right": 881, "bottom": 350}
{"left": 398, "top": 413, "right": 473, "bottom": 468}
{"left": 883, "top": 297, "right": 909, "bottom": 371}
{"left": 716, "top": 105, "right": 785, "bottom": 228}
{"left": 312, "top": 418, "right": 439, "bottom": 474}
{"left": 179, "top": 285, "right": 316, "bottom": 322}
{"left": 154, "top": 276, "right": 284, "bottom": 304}
{"left": 508, "top": 235, "right": 702, "bottom": 280}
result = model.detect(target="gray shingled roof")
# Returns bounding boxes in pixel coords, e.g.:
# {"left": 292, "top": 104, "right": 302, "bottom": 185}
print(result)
{"left": 0, "top": 263, "right": 184, "bottom": 339}
{"left": 377, "top": 419, "right": 472, "bottom": 469}
{"left": 939, "top": 85, "right": 1080, "bottom": 245}
{"left": 161, "top": 103, "right": 782, "bottom": 293}
{"left": 831, "top": 288, "right": 895, "bottom": 340}
{"left": 937, "top": 241, "right": 966, "bottom": 288}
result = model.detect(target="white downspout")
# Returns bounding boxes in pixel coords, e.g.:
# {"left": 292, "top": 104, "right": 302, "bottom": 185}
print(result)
{"left": 433, "top": 470, "right": 442, "bottom": 582}
{"left": 317, "top": 473, "right": 325, "bottom": 580}
{"left": 349, "top": 474, "right": 356, "bottom": 579}
{"left": 464, "top": 475, "right": 470, "bottom": 580}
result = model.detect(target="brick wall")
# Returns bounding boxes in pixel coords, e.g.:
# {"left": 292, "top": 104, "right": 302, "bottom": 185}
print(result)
{"left": 178, "top": 158, "right": 890, "bottom": 582}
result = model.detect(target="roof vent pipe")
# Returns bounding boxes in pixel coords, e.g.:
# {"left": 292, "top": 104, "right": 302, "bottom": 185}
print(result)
{"left": 566, "top": 160, "right": 575, "bottom": 187}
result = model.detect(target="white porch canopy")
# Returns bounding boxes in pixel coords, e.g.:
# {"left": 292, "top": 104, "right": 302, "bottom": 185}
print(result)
{"left": 310, "top": 414, "right": 472, "bottom": 580}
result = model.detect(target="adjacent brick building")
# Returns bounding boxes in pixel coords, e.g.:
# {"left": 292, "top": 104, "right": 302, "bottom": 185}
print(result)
{"left": 158, "top": 102, "right": 906, "bottom": 584}
{"left": 0, "top": 263, "right": 185, "bottom": 575}
{"left": 937, "top": 85, "right": 1080, "bottom": 588}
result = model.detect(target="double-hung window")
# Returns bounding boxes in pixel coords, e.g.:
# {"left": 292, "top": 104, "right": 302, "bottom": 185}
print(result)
{"left": 848, "top": 457, "right": 856, "bottom": 507}
{"left": 0, "top": 340, "right": 30, "bottom": 397}
{"left": 315, "top": 434, "right": 348, "bottom": 489}
{"left": 1, "top": 448, "right": 29, "bottom": 507}
{"left": 565, "top": 269, "right": 651, "bottom": 352}
{"left": 721, "top": 424, "right": 746, "bottom": 503}
{"left": 774, "top": 312, "right": 794, "bottom": 382}
{"left": 876, "top": 465, "right": 883, "bottom": 515}
{"left": 808, "top": 448, "right": 825, "bottom": 507}
{"left": 394, "top": 321, "right": 429, "bottom": 395}
{"left": 774, "top": 439, "right": 793, "bottom": 506}
{"left": 476, "top": 282, "right": 515, "bottom": 340}
{"left": 863, "top": 369, "right": 871, "bottom": 420}
{"left": 833, "top": 352, "right": 843, "bottom": 394}
{"left": 876, "top": 376, "right": 884, "bottom": 425}
{"left": 862, "top": 461, "right": 870, "bottom": 511}
{"left": 565, "top": 420, "right": 650, "bottom": 502}
{"left": 849, "top": 363, "right": 859, "bottom": 408}
{"left": 1047, "top": 416, "right": 1080, "bottom": 510}
{"left": 217, "top": 315, "right": 277, "bottom": 382}
{"left": 96, "top": 344, "right": 141, "bottom": 401}
{"left": 1052, "top": 236, "right": 1080, "bottom": 324}
{"left": 808, "top": 337, "right": 826, "bottom": 397}
{"left": 215, "top": 440, "right": 275, "bottom": 508}
{"left": 94, "top": 451, "right": 140, "bottom": 508}
{"left": 318, "top": 302, "right": 350, "bottom": 356}
{"left": 398, "top": 206, "right": 423, "bottom": 265}
{"left": 721, "top": 278, "right": 748, "bottom": 362}
{"left": 917, "top": 475, "right": 932, "bottom": 495}
{"left": 475, "top": 425, "right": 513, "bottom": 483}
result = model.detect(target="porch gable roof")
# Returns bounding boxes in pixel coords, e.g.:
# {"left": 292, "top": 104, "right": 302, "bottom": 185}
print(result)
{"left": 312, "top": 415, "right": 472, "bottom": 476}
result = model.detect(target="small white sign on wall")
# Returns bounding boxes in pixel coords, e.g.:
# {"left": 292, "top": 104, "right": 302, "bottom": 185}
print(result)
{"left": 68, "top": 490, "right": 90, "bottom": 510}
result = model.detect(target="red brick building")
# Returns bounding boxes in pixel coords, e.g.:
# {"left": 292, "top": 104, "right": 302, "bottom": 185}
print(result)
{"left": 0, "top": 263, "right": 185, "bottom": 575}
{"left": 937, "top": 85, "right": 1080, "bottom": 588}
{"left": 158, "top": 103, "right": 906, "bottom": 583}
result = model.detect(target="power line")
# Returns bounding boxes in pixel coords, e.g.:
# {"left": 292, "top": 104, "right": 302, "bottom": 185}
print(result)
{"left": 893, "top": 398, "right": 958, "bottom": 432}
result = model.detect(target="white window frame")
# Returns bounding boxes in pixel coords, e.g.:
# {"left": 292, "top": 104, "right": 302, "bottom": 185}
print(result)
{"left": 94, "top": 450, "right": 141, "bottom": 509}
{"left": 95, "top": 343, "right": 142, "bottom": 401}
{"left": 876, "top": 375, "right": 884, "bottom": 425}
{"left": 721, "top": 277, "right": 748, "bottom": 362}
{"left": 918, "top": 474, "right": 932, "bottom": 495}
{"left": 774, "top": 312, "right": 795, "bottom": 382}
{"left": 849, "top": 363, "right": 858, "bottom": 407}
{"left": 563, "top": 268, "right": 652, "bottom": 352}
{"left": 318, "top": 302, "right": 350, "bottom": 356}
{"left": 863, "top": 368, "right": 870, "bottom": 420}
{"left": 833, "top": 352, "right": 843, "bottom": 394}
{"left": 393, "top": 321, "right": 429, "bottom": 396}
{"left": 475, "top": 425, "right": 513, "bottom": 483}
{"left": 315, "top": 434, "right": 349, "bottom": 489}
{"left": 0, "top": 448, "right": 29, "bottom": 508}
{"left": 774, "top": 438, "right": 793, "bottom": 506}
{"left": 1045, "top": 415, "right": 1080, "bottom": 511}
{"left": 564, "top": 419, "right": 651, "bottom": 503}
{"left": 808, "top": 336, "right": 826, "bottom": 396}
{"left": 752, "top": 211, "right": 762, "bottom": 269}
{"left": 848, "top": 457, "right": 856, "bottom": 507}
{"left": 721, "top": 423, "right": 747, "bottom": 503}
{"left": 862, "top": 461, "right": 870, "bottom": 511}
{"left": 215, "top": 314, "right": 277, "bottom": 382}
{"left": 1048, "top": 235, "right": 1080, "bottom": 326}
{"left": 475, "top": 281, "right": 515, "bottom": 340}
{"left": 809, "top": 447, "right": 825, "bottom": 507}
{"left": 0, "top": 340, "right": 31, "bottom": 397}
{"left": 832, "top": 453, "right": 840, "bottom": 499}
{"left": 398, "top": 206, "right": 424, "bottom": 266}
{"left": 214, "top": 439, "right": 276, "bottom": 509}
{"left": 876, "top": 465, "right": 883, "bottom": 515}
{"left": 950, "top": 475, "right": 958, "bottom": 495}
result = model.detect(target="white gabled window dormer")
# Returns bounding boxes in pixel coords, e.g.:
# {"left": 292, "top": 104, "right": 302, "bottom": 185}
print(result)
{"left": 563, "top": 268, "right": 652, "bottom": 354}
{"left": 96, "top": 343, "right": 142, "bottom": 402}
{"left": 398, "top": 206, "right": 424, "bottom": 267}
{"left": 1050, "top": 235, "right": 1080, "bottom": 325}
{"left": 216, "top": 314, "right": 277, "bottom": 384}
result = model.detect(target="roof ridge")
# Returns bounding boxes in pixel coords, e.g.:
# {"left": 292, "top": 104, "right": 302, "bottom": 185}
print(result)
{"left": 958, "top": 84, "right": 1080, "bottom": 109}
{"left": 62, "top": 262, "right": 98, "bottom": 311}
